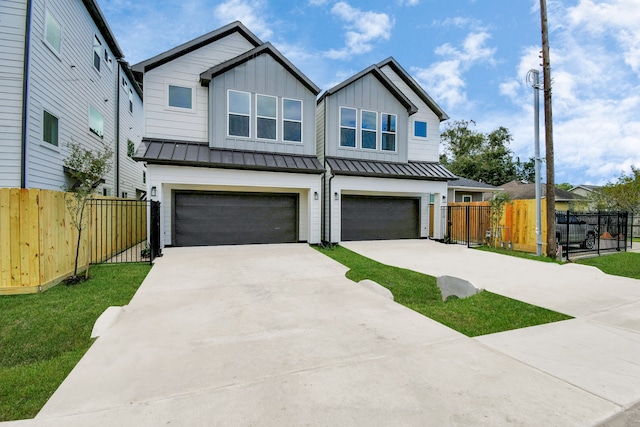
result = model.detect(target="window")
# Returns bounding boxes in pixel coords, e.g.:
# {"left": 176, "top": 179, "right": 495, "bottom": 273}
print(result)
{"left": 414, "top": 120, "right": 427, "bottom": 138}
{"left": 127, "top": 139, "right": 135, "bottom": 157}
{"left": 143, "top": 171, "right": 146, "bottom": 184}
{"left": 89, "top": 105, "right": 104, "bottom": 138}
{"left": 93, "top": 36, "right": 101, "bottom": 71}
{"left": 228, "top": 90, "right": 250, "bottom": 137}
{"left": 43, "top": 110, "right": 58, "bottom": 146}
{"left": 45, "top": 10, "right": 61, "bottom": 54}
{"left": 283, "top": 98, "right": 302, "bottom": 142}
{"left": 361, "top": 110, "right": 377, "bottom": 149}
{"left": 121, "top": 192, "right": 128, "bottom": 198}
{"left": 168, "top": 85, "right": 192, "bottom": 109}
{"left": 256, "top": 95, "right": 277, "bottom": 140}
{"left": 381, "top": 113, "right": 396, "bottom": 151}
{"left": 129, "top": 89, "right": 133, "bottom": 113}
{"left": 104, "top": 49, "right": 113, "bottom": 70}
{"left": 462, "top": 195, "right": 472, "bottom": 203}
{"left": 340, "top": 107, "right": 356, "bottom": 147}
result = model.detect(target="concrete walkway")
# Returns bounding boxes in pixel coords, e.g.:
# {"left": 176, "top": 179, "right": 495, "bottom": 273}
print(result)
{"left": 4, "top": 242, "right": 638, "bottom": 426}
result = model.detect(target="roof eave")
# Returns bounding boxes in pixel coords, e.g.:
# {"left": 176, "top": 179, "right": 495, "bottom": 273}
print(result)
{"left": 82, "top": 0, "right": 123, "bottom": 58}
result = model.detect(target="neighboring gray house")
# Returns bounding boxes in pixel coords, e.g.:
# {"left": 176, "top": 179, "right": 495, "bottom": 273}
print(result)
{"left": 448, "top": 177, "right": 501, "bottom": 202}
{"left": 133, "top": 22, "right": 324, "bottom": 247}
{"left": 569, "top": 185, "right": 602, "bottom": 198}
{"left": 317, "top": 58, "right": 455, "bottom": 243}
{"left": 0, "top": 0, "right": 145, "bottom": 198}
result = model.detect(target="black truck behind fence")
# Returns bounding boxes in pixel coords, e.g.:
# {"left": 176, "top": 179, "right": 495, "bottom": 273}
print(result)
{"left": 556, "top": 210, "right": 630, "bottom": 260}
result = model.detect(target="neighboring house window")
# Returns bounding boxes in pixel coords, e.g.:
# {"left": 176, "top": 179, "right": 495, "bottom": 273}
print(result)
{"left": 143, "top": 171, "right": 146, "bottom": 184}
{"left": 228, "top": 90, "right": 250, "bottom": 137}
{"left": 340, "top": 107, "right": 356, "bottom": 147}
{"left": 283, "top": 98, "right": 302, "bottom": 142}
{"left": 93, "top": 36, "right": 101, "bottom": 71}
{"left": 462, "top": 195, "right": 472, "bottom": 203}
{"left": 45, "top": 10, "right": 62, "bottom": 54}
{"left": 127, "top": 139, "right": 135, "bottom": 157}
{"left": 42, "top": 110, "right": 58, "bottom": 146}
{"left": 121, "top": 192, "right": 128, "bottom": 198}
{"left": 414, "top": 120, "right": 427, "bottom": 138}
{"left": 256, "top": 95, "right": 277, "bottom": 140}
{"left": 89, "top": 105, "right": 104, "bottom": 138}
{"left": 361, "top": 110, "right": 377, "bottom": 149}
{"left": 129, "top": 89, "right": 133, "bottom": 113}
{"left": 381, "top": 113, "right": 396, "bottom": 151}
{"left": 168, "top": 85, "right": 193, "bottom": 109}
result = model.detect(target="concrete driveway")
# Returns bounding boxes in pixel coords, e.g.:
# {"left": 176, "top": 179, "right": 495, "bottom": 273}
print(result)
{"left": 8, "top": 243, "right": 637, "bottom": 426}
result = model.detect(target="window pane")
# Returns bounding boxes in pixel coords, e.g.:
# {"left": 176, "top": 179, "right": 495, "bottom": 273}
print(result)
{"left": 340, "top": 128, "right": 355, "bottom": 147}
{"left": 283, "top": 121, "right": 301, "bottom": 142}
{"left": 257, "top": 117, "right": 276, "bottom": 139}
{"left": 168, "top": 85, "right": 192, "bottom": 109}
{"left": 229, "top": 114, "right": 249, "bottom": 137}
{"left": 45, "top": 11, "right": 61, "bottom": 53}
{"left": 362, "top": 111, "right": 377, "bottom": 130}
{"left": 229, "top": 91, "right": 249, "bottom": 114}
{"left": 43, "top": 111, "right": 58, "bottom": 146}
{"left": 93, "top": 36, "right": 101, "bottom": 71}
{"left": 414, "top": 121, "right": 427, "bottom": 137}
{"left": 382, "top": 133, "right": 396, "bottom": 151}
{"left": 340, "top": 108, "right": 356, "bottom": 127}
{"left": 362, "top": 130, "right": 376, "bottom": 149}
{"left": 257, "top": 95, "right": 276, "bottom": 118}
{"left": 89, "top": 105, "right": 103, "bottom": 138}
{"left": 283, "top": 99, "right": 301, "bottom": 121}
{"left": 381, "top": 114, "right": 396, "bottom": 132}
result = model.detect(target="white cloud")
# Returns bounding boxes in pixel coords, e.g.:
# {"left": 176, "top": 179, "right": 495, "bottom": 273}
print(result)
{"left": 214, "top": 0, "right": 273, "bottom": 40}
{"left": 324, "top": 2, "right": 394, "bottom": 59}
{"left": 413, "top": 31, "right": 496, "bottom": 110}
{"left": 308, "top": 0, "right": 329, "bottom": 5}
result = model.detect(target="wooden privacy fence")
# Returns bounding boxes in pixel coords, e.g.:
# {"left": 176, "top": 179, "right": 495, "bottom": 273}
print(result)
{"left": 0, "top": 189, "right": 148, "bottom": 295}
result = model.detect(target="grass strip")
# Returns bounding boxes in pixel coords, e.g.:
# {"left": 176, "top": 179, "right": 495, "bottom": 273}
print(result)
{"left": 575, "top": 252, "right": 640, "bottom": 280}
{"left": 316, "top": 245, "right": 571, "bottom": 338}
{"left": 0, "top": 263, "right": 151, "bottom": 421}
{"left": 475, "top": 245, "right": 564, "bottom": 264}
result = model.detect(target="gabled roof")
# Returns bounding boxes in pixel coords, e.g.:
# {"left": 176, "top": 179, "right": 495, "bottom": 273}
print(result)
{"left": 377, "top": 57, "right": 449, "bottom": 122}
{"left": 134, "top": 138, "right": 325, "bottom": 174}
{"left": 200, "top": 43, "right": 320, "bottom": 95}
{"left": 569, "top": 184, "right": 602, "bottom": 192}
{"left": 132, "top": 21, "right": 262, "bottom": 74}
{"left": 327, "top": 157, "right": 455, "bottom": 181}
{"left": 318, "top": 65, "right": 418, "bottom": 115}
{"left": 500, "top": 181, "right": 585, "bottom": 202}
{"left": 448, "top": 177, "right": 501, "bottom": 191}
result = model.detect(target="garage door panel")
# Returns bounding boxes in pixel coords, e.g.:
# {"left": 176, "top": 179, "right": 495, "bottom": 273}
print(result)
{"left": 174, "top": 192, "right": 298, "bottom": 246}
{"left": 341, "top": 195, "right": 419, "bottom": 241}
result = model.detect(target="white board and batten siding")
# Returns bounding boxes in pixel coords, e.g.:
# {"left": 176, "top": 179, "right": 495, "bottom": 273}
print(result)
{"left": 118, "top": 70, "right": 145, "bottom": 198}
{"left": 142, "top": 32, "right": 256, "bottom": 142}
{"left": 0, "top": 0, "right": 27, "bottom": 187}
{"left": 379, "top": 65, "right": 441, "bottom": 163}
{"left": 147, "top": 164, "right": 322, "bottom": 246}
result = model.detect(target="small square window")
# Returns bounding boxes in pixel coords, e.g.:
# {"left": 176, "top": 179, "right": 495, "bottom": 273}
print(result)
{"left": 93, "top": 36, "right": 101, "bottom": 71}
{"left": 43, "top": 110, "right": 58, "bottom": 146}
{"left": 45, "top": 10, "right": 62, "bottom": 54}
{"left": 462, "top": 195, "right": 472, "bottom": 203}
{"left": 414, "top": 121, "right": 427, "bottom": 138}
{"left": 168, "top": 85, "right": 192, "bottom": 109}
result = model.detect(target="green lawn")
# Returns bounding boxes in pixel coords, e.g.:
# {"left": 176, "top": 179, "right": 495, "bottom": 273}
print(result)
{"left": 475, "top": 245, "right": 564, "bottom": 264}
{"left": 0, "top": 263, "right": 151, "bottom": 421}
{"left": 316, "top": 246, "right": 571, "bottom": 337}
{"left": 575, "top": 252, "right": 640, "bottom": 280}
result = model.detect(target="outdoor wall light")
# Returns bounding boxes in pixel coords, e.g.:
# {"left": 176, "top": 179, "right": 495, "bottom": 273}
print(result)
{"left": 150, "top": 186, "right": 157, "bottom": 197}
{"left": 314, "top": 191, "right": 319, "bottom": 200}
{"left": 334, "top": 192, "right": 339, "bottom": 200}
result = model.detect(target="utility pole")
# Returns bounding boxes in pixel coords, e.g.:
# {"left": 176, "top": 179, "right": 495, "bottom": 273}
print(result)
{"left": 540, "top": 0, "right": 556, "bottom": 258}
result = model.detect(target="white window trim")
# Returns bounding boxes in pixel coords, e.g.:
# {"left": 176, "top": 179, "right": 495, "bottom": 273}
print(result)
{"left": 256, "top": 94, "right": 278, "bottom": 141}
{"left": 339, "top": 106, "right": 357, "bottom": 148}
{"left": 414, "top": 119, "right": 428, "bottom": 139}
{"left": 40, "top": 107, "right": 61, "bottom": 152}
{"left": 227, "top": 89, "right": 251, "bottom": 138}
{"left": 166, "top": 84, "right": 196, "bottom": 113}
{"left": 381, "top": 112, "right": 398, "bottom": 153}
{"left": 462, "top": 195, "right": 472, "bottom": 203}
{"left": 361, "top": 109, "right": 378, "bottom": 150}
{"left": 282, "top": 97, "right": 303, "bottom": 143}
{"left": 104, "top": 48, "right": 113, "bottom": 71}
{"left": 93, "top": 35, "right": 102, "bottom": 72}
{"left": 88, "top": 104, "right": 105, "bottom": 140}
{"left": 43, "top": 9, "right": 62, "bottom": 58}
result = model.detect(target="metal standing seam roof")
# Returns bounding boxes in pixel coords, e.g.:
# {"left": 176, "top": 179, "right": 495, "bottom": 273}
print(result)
{"left": 133, "top": 139, "right": 325, "bottom": 174}
{"left": 326, "top": 157, "right": 456, "bottom": 181}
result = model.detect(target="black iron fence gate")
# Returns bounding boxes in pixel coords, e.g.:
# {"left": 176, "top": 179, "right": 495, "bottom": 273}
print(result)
{"left": 557, "top": 210, "right": 629, "bottom": 260}
{"left": 87, "top": 199, "right": 161, "bottom": 265}
{"left": 439, "top": 205, "right": 491, "bottom": 248}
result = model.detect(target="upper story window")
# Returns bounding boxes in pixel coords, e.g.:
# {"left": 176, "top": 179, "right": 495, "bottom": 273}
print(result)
{"left": 228, "top": 90, "right": 250, "bottom": 137}
{"left": 93, "top": 36, "right": 101, "bottom": 71}
{"left": 104, "top": 49, "right": 113, "bottom": 70}
{"left": 361, "top": 110, "right": 377, "bottom": 150}
{"left": 45, "top": 10, "right": 62, "bottom": 54}
{"left": 414, "top": 120, "right": 427, "bottom": 138}
{"left": 256, "top": 94, "right": 277, "bottom": 140}
{"left": 129, "top": 89, "right": 134, "bottom": 113}
{"left": 43, "top": 110, "right": 59, "bottom": 146}
{"left": 89, "top": 105, "right": 104, "bottom": 139}
{"left": 168, "top": 85, "right": 193, "bottom": 110}
{"left": 283, "top": 99, "right": 302, "bottom": 142}
{"left": 381, "top": 113, "right": 397, "bottom": 151}
{"left": 339, "top": 107, "right": 357, "bottom": 147}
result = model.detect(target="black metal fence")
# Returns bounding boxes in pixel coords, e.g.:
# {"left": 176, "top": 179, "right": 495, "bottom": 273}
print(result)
{"left": 87, "top": 199, "right": 161, "bottom": 265}
{"left": 557, "top": 210, "right": 630, "bottom": 260}
{"left": 439, "top": 205, "right": 491, "bottom": 248}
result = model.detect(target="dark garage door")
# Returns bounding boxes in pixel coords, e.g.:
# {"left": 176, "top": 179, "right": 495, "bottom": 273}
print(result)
{"left": 341, "top": 195, "right": 419, "bottom": 241}
{"left": 173, "top": 191, "right": 298, "bottom": 246}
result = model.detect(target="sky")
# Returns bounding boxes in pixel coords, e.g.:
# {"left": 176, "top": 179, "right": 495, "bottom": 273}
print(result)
{"left": 97, "top": 0, "right": 640, "bottom": 186}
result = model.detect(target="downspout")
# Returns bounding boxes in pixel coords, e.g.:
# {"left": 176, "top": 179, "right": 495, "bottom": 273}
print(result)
{"left": 114, "top": 59, "right": 123, "bottom": 196}
{"left": 20, "top": 0, "right": 34, "bottom": 188}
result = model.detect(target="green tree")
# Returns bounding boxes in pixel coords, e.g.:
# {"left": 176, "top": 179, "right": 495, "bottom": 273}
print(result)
{"left": 63, "top": 139, "right": 113, "bottom": 280}
{"left": 592, "top": 167, "right": 640, "bottom": 214}
{"left": 556, "top": 182, "right": 573, "bottom": 191}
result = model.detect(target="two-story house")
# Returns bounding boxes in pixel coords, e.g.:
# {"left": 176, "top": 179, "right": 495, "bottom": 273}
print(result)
{"left": 0, "top": 0, "right": 145, "bottom": 198}
{"left": 132, "top": 22, "right": 324, "bottom": 247}
{"left": 317, "top": 58, "right": 454, "bottom": 243}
